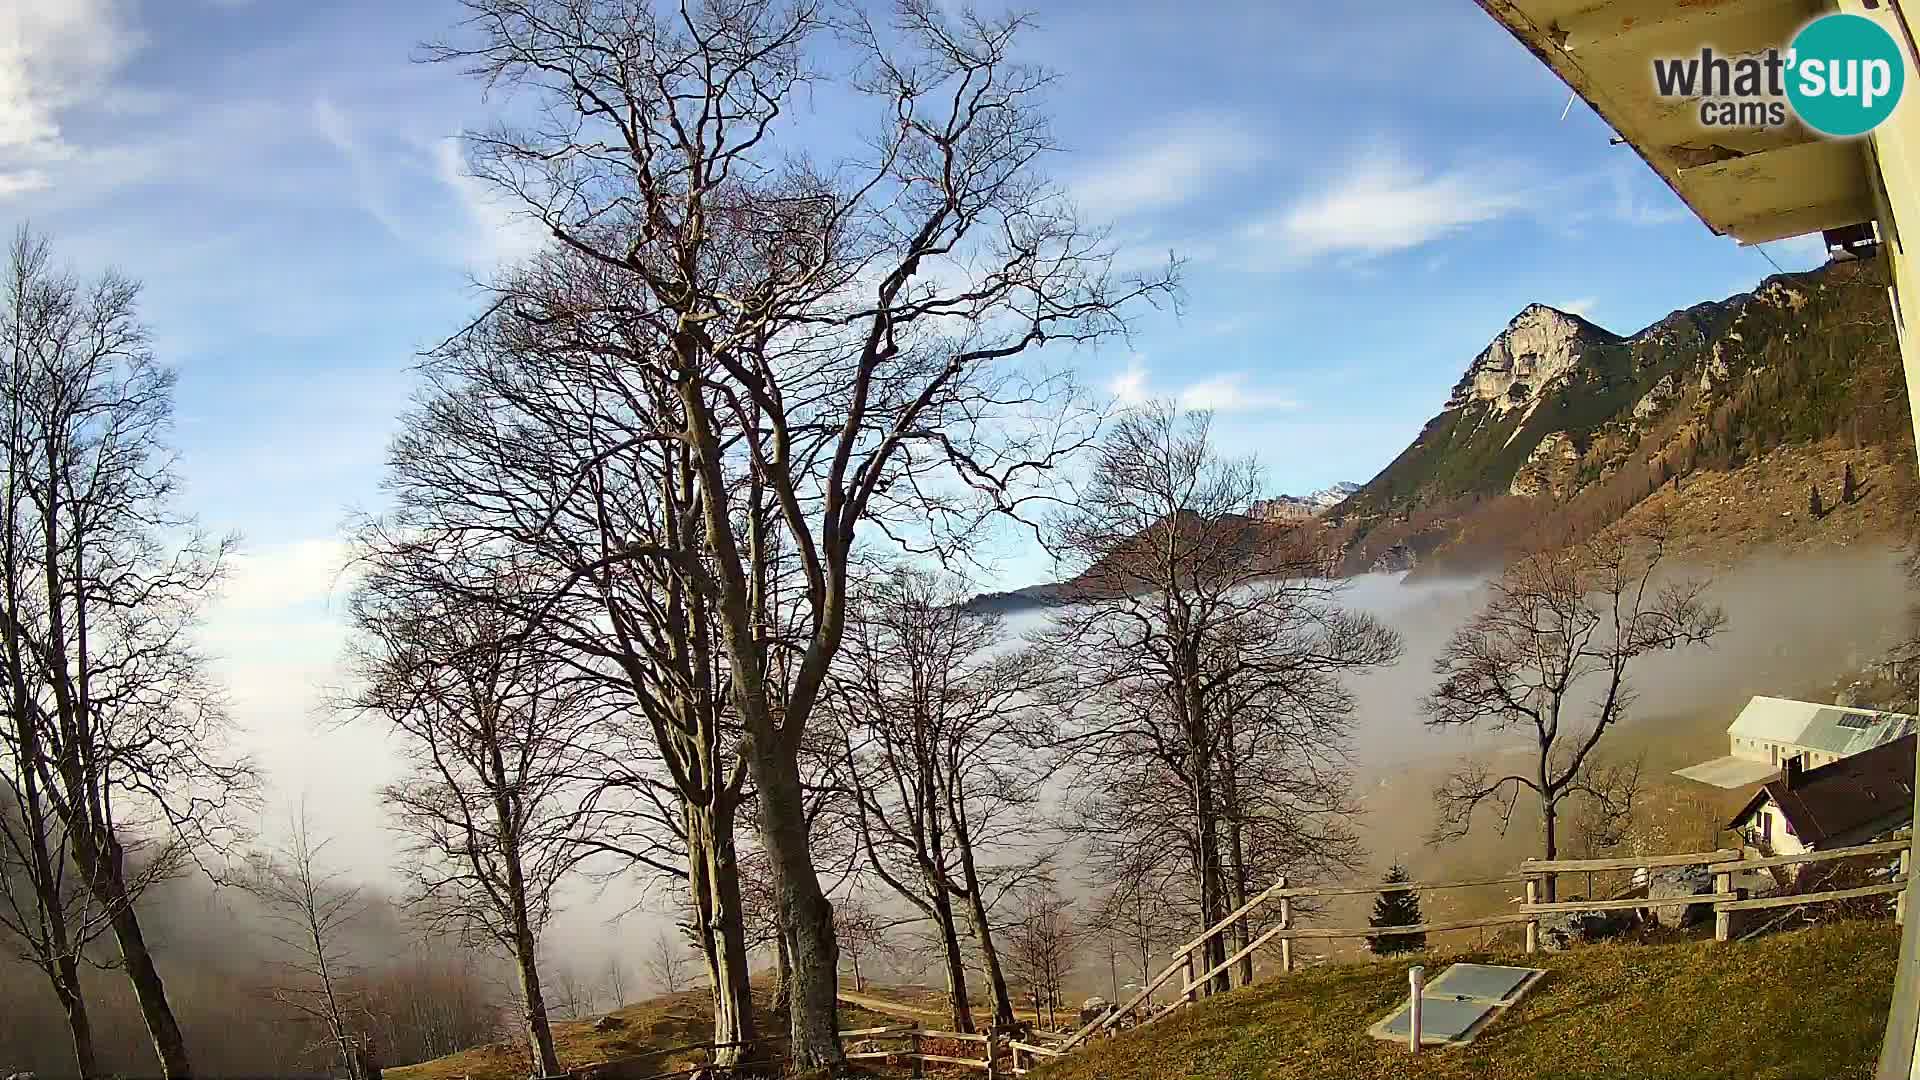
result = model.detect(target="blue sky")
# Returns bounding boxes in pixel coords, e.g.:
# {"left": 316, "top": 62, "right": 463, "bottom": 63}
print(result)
{"left": 0, "top": 0, "right": 1830, "bottom": 873}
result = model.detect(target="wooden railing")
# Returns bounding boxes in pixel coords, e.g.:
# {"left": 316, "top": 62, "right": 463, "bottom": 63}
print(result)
{"left": 1519, "top": 836, "right": 1912, "bottom": 946}
{"left": 1058, "top": 833, "right": 1912, "bottom": 1052}
{"left": 839, "top": 1022, "right": 1071, "bottom": 1077}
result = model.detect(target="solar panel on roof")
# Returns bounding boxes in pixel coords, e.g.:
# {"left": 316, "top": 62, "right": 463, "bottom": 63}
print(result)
{"left": 1837, "top": 713, "right": 1878, "bottom": 729}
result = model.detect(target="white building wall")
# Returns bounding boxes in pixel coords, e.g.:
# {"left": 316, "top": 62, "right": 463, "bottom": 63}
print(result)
{"left": 1741, "top": 801, "right": 1807, "bottom": 857}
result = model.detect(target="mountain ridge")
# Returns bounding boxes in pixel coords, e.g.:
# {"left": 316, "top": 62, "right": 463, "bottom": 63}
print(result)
{"left": 964, "top": 258, "right": 1911, "bottom": 613}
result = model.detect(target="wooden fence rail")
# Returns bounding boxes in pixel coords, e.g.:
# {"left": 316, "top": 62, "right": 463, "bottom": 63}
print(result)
{"left": 1051, "top": 833, "right": 1913, "bottom": 1053}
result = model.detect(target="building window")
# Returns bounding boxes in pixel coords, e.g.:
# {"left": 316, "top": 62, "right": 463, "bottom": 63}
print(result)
{"left": 1760, "top": 812, "right": 1772, "bottom": 843}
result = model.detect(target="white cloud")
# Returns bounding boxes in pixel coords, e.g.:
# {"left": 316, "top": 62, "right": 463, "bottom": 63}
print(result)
{"left": 1177, "top": 372, "right": 1299, "bottom": 413}
{"left": 314, "top": 98, "right": 545, "bottom": 270}
{"left": 1109, "top": 355, "right": 1298, "bottom": 414}
{"left": 1070, "top": 115, "right": 1267, "bottom": 220}
{"left": 0, "top": 0, "right": 142, "bottom": 196}
{"left": 1109, "top": 354, "right": 1151, "bottom": 404}
{"left": 1556, "top": 297, "right": 1599, "bottom": 319}
{"left": 1759, "top": 234, "right": 1828, "bottom": 269}
{"left": 1241, "top": 144, "right": 1537, "bottom": 266}
{"left": 432, "top": 137, "right": 547, "bottom": 267}
{"left": 214, "top": 537, "right": 353, "bottom": 614}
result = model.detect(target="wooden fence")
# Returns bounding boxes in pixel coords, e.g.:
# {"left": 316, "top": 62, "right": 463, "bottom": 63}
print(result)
{"left": 839, "top": 1023, "right": 1070, "bottom": 1077}
{"left": 1058, "top": 833, "right": 1913, "bottom": 1051}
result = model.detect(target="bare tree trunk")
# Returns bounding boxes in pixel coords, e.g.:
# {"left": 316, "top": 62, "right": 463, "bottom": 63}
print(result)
{"left": 55, "top": 955, "right": 100, "bottom": 1080}
{"left": 1186, "top": 708, "right": 1229, "bottom": 996}
{"left": 494, "top": 779, "right": 561, "bottom": 1077}
{"left": 931, "top": 889, "right": 975, "bottom": 1034}
{"left": 954, "top": 836, "right": 1017, "bottom": 1030}
{"left": 511, "top": 928, "right": 562, "bottom": 1078}
{"left": 688, "top": 799, "right": 756, "bottom": 1066}
{"left": 1220, "top": 732, "right": 1252, "bottom": 988}
{"left": 748, "top": 736, "right": 840, "bottom": 1072}
{"left": 3, "top": 642, "right": 100, "bottom": 1078}
{"left": 91, "top": 849, "right": 192, "bottom": 1080}
{"left": 773, "top": 922, "right": 793, "bottom": 1016}
{"left": 1541, "top": 789, "right": 1560, "bottom": 903}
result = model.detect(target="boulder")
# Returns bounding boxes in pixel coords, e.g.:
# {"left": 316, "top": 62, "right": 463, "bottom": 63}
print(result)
{"left": 1537, "top": 908, "right": 1636, "bottom": 952}
{"left": 1645, "top": 865, "right": 1716, "bottom": 928}
{"left": 1076, "top": 997, "right": 1114, "bottom": 1027}
{"left": 592, "top": 1014, "right": 625, "bottom": 1032}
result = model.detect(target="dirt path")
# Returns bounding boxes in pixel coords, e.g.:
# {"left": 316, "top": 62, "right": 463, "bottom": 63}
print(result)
{"left": 835, "top": 990, "right": 950, "bottom": 1021}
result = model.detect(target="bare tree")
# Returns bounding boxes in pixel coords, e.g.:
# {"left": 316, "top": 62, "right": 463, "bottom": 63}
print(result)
{"left": 1425, "top": 520, "right": 1723, "bottom": 899}
{"left": 365, "top": 291, "right": 763, "bottom": 1063}
{"left": 1038, "top": 404, "right": 1401, "bottom": 995}
{"left": 642, "top": 927, "right": 694, "bottom": 995}
{"left": 0, "top": 226, "right": 255, "bottom": 1079}
{"left": 244, "top": 807, "right": 370, "bottom": 1079}
{"left": 1086, "top": 867, "right": 1179, "bottom": 1009}
{"left": 547, "top": 961, "right": 592, "bottom": 1021}
{"left": 1005, "top": 879, "right": 1076, "bottom": 1029}
{"left": 419, "top": 0, "right": 1174, "bottom": 1066}
{"left": 835, "top": 567, "right": 1051, "bottom": 1030}
{"left": 831, "top": 893, "right": 893, "bottom": 994}
{"left": 603, "top": 954, "right": 628, "bottom": 1012}
{"left": 351, "top": 939, "right": 505, "bottom": 1066}
{"left": 341, "top": 583, "right": 594, "bottom": 1079}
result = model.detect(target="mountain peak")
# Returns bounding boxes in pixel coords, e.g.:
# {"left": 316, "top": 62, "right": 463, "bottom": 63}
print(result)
{"left": 1447, "top": 303, "right": 1621, "bottom": 413}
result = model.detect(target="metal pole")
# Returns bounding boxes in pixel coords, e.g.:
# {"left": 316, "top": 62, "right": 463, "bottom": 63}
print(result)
{"left": 1408, "top": 965, "right": 1425, "bottom": 1055}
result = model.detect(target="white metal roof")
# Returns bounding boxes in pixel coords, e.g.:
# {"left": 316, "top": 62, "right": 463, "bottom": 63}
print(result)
{"left": 1727, "top": 695, "right": 1918, "bottom": 753}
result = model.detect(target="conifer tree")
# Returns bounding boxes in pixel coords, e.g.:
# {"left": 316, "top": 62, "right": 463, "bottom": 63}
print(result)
{"left": 1369, "top": 865, "right": 1427, "bottom": 956}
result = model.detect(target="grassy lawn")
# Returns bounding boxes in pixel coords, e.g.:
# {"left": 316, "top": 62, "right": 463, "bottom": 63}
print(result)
{"left": 385, "top": 990, "right": 901, "bottom": 1080}
{"left": 1036, "top": 920, "right": 1899, "bottom": 1080}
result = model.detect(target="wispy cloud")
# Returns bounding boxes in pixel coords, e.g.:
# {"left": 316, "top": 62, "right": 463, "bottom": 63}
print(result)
{"left": 1556, "top": 297, "right": 1599, "bottom": 319}
{"left": 1069, "top": 114, "right": 1267, "bottom": 220}
{"left": 1239, "top": 143, "right": 1537, "bottom": 266}
{"left": 1109, "top": 355, "right": 1299, "bottom": 414}
{"left": 313, "top": 97, "right": 545, "bottom": 270}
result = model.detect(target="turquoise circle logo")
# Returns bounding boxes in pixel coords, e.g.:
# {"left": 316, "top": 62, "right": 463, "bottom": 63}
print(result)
{"left": 1787, "top": 13, "right": 1905, "bottom": 137}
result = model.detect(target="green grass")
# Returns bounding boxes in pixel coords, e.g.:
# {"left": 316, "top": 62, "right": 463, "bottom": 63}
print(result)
{"left": 1035, "top": 920, "right": 1898, "bottom": 1080}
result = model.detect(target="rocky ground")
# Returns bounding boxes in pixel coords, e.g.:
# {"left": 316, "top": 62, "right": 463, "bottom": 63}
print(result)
{"left": 1615, "top": 438, "right": 1914, "bottom": 566}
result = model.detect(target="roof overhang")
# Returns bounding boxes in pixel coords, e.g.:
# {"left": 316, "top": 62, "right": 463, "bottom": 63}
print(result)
{"left": 1476, "top": 0, "right": 1876, "bottom": 244}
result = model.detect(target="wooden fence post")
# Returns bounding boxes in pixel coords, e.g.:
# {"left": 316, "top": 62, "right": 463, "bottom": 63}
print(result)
{"left": 1524, "top": 877, "right": 1538, "bottom": 955}
{"left": 1901, "top": 847, "right": 1911, "bottom": 926}
{"left": 1183, "top": 952, "right": 1198, "bottom": 1004}
{"left": 1279, "top": 876, "right": 1294, "bottom": 974}
{"left": 1714, "top": 870, "right": 1733, "bottom": 942}
{"left": 911, "top": 1029, "right": 923, "bottom": 1080}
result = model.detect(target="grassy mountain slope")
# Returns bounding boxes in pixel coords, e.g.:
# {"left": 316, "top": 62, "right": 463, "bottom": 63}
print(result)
{"left": 1035, "top": 920, "right": 1896, "bottom": 1080}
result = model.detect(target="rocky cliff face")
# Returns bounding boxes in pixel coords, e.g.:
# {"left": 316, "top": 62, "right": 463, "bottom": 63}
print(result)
{"left": 1509, "top": 431, "right": 1580, "bottom": 498}
{"left": 1446, "top": 305, "right": 1622, "bottom": 414}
